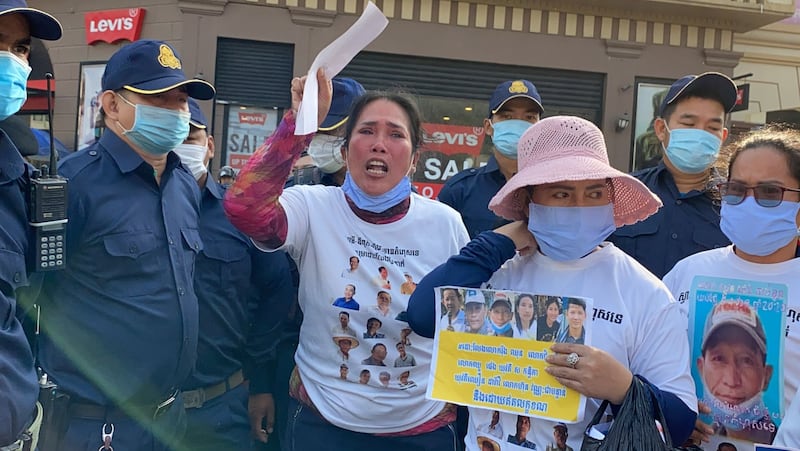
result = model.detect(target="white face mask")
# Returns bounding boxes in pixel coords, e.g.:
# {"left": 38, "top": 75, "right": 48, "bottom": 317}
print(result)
{"left": 307, "top": 134, "right": 344, "bottom": 174}
{"left": 173, "top": 143, "right": 209, "bottom": 180}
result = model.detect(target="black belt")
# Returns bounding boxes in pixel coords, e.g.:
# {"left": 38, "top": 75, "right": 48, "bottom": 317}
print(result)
{"left": 67, "top": 389, "right": 179, "bottom": 421}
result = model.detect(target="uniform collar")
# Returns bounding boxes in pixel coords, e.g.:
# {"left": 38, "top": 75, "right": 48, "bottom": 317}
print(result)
{"left": 0, "top": 129, "right": 25, "bottom": 182}
{"left": 99, "top": 131, "right": 181, "bottom": 174}
{"left": 204, "top": 175, "right": 225, "bottom": 200}
{"left": 484, "top": 154, "right": 501, "bottom": 173}
{"left": 655, "top": 160, "right": 720, "bottom": 198}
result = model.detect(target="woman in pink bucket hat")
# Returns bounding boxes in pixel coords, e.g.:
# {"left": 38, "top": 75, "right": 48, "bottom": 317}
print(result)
{"left": 408, "top": 116, "right": 698, "bottom": 450}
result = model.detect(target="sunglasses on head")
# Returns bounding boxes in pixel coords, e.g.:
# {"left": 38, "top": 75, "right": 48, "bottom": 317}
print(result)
{"left": 718, "top": 181, "right": 800, "bottom": 207}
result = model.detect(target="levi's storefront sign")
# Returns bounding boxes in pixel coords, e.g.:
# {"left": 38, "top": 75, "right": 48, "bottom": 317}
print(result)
{"left": 225, "top": 107, "right": 279, "bottom": 171}
{"left": 412, "top": 123, "right": 486, "bottom": 199}
{"left": 85, "top": 8, "right": 146, "bottom": 45}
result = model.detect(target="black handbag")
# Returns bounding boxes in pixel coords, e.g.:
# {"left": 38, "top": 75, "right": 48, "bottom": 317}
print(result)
{"left": 580, "top": 376, "right": 680, "bottom": 451}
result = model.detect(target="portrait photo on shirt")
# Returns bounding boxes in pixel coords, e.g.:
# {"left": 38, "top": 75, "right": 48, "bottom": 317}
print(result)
{"left": 368, "top": 290, "right": 393, "bottom": 318}
{"left": 373, "top": 265, "right": 392, "bottom": 290}
{"left": 393, "top": 341, "right": 417, "bottom": 367}
{"left": 331, "top": 283, "right": 360, "bottom": 310}
{"left": 473, "top": 410, "right": 543, "bottom": 450}
{"left": 342, "top": 255, "right": 360, "bottom": 277}
{"left": 331, "top": 310, "right": 358, "bottom": 337}
{"left": 401, "top": 272, "right": 418, "bottom": 294}
{"left": 333, "top": 335, "right": 359, "bottom": 363}
{"left": 398, "top": 370, "right": 417, "bottom": 389}
{"left": 363, "top": 317, "right": 386, "bottom": 339}
{"left": 362, "top": 342, "right": 389, "bottom": 366}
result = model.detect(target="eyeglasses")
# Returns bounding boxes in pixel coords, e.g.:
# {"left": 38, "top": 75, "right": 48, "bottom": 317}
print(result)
{"left": 718, "top": 181, "right": 800, "bottom": 207}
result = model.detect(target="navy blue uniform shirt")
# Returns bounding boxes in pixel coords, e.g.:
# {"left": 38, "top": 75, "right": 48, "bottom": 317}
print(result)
{"left": 38, "top": 130, "right": 202, "bottom": 405}
{"left": 609, "top": 162, "right": 730, "bottom": 278}
{"left": 185, "top": 177, "right": 292, "bottom": 392}
{"left": 437, "top": 155, "right": 510, "bottom": 238}
{"left": 0, "top": 131, "right": 38, "bottom": 444}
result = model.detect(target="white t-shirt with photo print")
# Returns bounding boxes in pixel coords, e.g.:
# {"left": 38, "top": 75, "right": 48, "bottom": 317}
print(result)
{"left": 270, "top": 185, "right": 469, "bottom": 433}
{"left": 663, "top": 245, "right": 800, "bottom": 448}
{"left": 464, "top": 243, "right": 697, "bottom": 451}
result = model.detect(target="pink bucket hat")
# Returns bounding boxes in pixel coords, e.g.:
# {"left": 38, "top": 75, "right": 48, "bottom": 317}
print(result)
{"left": 489, "top": 116, "right": 662, "bottom": 227}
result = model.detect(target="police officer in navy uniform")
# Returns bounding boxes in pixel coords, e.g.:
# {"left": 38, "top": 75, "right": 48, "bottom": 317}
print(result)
{"left": 0, "top": 1, "right": 61, "bottom": 450}
{"left": 35, "top": 40, "right": 214, "bottom": 450}
{"left": 172, "top": 99, "right": 294, "bottom": 450}
{"left": 218, "top": 165, "right": 236, "bottom": 187}
{"left": 610, "top": 73, "right": 736, "bottom": 278}
{"left": 438, "top": 80, "right": 543, "bottom": 238}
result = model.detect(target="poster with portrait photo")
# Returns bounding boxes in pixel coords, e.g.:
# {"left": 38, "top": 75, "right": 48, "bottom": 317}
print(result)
{"left": 74, "top": 62, "right": 106, "bottom": 151}
{"left": 688, "top": 276, "right": 787, "bottom": 448}
{"left": 630, "top": 81, "right": 671, "bottom": 172}
{"left": 429, "top": 286, "right": 593, "bottom": 423}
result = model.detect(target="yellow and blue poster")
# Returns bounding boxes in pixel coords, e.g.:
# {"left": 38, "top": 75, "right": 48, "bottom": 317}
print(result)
{"left": 428, "top": 286, "right": 592, "bottom": 423}
{"left": 689, "top": 276, "right": 787, "bottom": 450}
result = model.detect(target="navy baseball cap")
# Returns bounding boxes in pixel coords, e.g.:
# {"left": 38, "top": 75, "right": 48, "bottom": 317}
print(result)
{"left": 101, "top": 40, "right": 215, "bottom": 100}
{"left": 0, "top": 0, "right": 62, "bottom": 40}
{"left": 219, "top": 166, "right": 236, "bottom": 178}
{"left": 488, "top": 80, "right": 543, "bottom": 118}
{"left": 319, "top": 77, "right": 366, "bottom": 132}
{"left": 658, "top": 72, "right": 737, "bottom": 116}
{"left": 188, "top": 98, "right": 208, "bottom": 130}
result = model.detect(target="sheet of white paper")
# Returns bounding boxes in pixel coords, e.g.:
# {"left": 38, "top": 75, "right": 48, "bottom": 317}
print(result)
{"left": 295, "top": 1, "right": 388, "bottom": 135}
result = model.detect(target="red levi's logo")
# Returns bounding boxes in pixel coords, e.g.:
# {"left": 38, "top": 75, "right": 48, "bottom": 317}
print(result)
{"left": 238, "top": 113, "right": 268, "bottom": 125}
{"left": 85, "top": 8, "right": 146, "bottom": 45}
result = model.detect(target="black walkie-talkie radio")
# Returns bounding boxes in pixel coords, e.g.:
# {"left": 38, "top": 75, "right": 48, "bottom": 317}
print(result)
{"left": 27, "top": 73, "right": 67, "bottom": 272}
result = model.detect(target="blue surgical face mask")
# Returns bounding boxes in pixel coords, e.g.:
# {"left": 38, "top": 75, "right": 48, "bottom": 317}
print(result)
{"left": 0, "top": 51, "right": 31, "bottom": 121}
{"left": 721, "top": 196, "right": 800, "bottom": 256}
{"left": 527, "top": 203, "right": 616, "bottom": 261}
{"left": 116, "top": 94, "right": 190, "bottom": 156}
{"left": 703, "top": 385, "right": 769, "bottom": 432}
{"left": 662, "top": 124, "right": 722, "bottom": 174}
{"left": 341, "top": 172, "right": 411, "bottom": 213}
{"left": 490, "top": 119, "right": 531, "bottom": 159}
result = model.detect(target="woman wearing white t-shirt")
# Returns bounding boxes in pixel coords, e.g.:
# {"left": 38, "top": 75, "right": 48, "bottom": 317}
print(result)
{"left": 407, "top": 116, "right": 698, "bottom": 450}
{"left": 224, "top": 70, "right": 469, "bottom": 450}
{"left": 663, "top": 126, "right": 800, "bottom": 448}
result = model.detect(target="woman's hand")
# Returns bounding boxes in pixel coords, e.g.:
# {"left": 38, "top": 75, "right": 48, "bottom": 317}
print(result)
{"left": 545, "top": 343, "right": 633, "bottom": 404}
{"left": 494, "top": 221, "right": 537, "bottom": 256}
{"left": 685, "top": 402, "right": 713, "bottom": 445}
{"left": 290, "top": 67, "right": 333, "bottom": 126}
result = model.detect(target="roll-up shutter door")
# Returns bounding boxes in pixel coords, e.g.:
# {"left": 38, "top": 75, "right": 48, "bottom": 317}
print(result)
{"left": 214, "top": 38, "right": 294, "bottom": 108}
{"left": 339, "top": 52, "right": 605, "bottom": 124}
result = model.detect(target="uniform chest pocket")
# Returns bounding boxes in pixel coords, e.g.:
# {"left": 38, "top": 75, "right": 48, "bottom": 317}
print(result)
{"left": 181, "top": 228, "right": 203, "bottom": 254}
{"left": 0, "top": 249, "right": 28, "bottom": 291}
{"left": 101, "top": 232, "right": 162, "bottom": 297}
{"left": 202, "top": 240, "right": 247, "bottom": 263}
{"left": 200, "top": 239, "right": 248, "bottom": 284}
{"left": 103, "top": 232, "right": 158, "bottom": 258}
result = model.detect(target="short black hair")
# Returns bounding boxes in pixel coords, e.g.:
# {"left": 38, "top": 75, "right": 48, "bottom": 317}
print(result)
{"left": 565, "top": 297, "right": 587, "bottom": 312}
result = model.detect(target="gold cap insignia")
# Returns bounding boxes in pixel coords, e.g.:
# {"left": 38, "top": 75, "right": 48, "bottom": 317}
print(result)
{"left": 157, "top": 44, "right": 181, "bottom": 70}
{"left": 508, "top": 80, "right": 528, "bottom": 94}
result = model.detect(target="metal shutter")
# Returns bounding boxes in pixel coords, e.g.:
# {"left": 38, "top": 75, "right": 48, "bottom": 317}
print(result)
{"left": 338, "top": 51, "right": 605, "bottom": 124}
{"left": 214, "top": 38, "right": 294, "bottom": 108}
